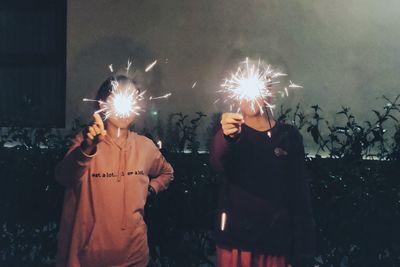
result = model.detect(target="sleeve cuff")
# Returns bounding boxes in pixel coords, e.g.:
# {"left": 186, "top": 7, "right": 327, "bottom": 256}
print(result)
{"left": 222, "top": 131, "right": 241, "bottom": 143}
{"left": 75, "top": 146, "right": 97, "bottom": 165}
{"left": 149, "top": 180, "right": 163, "bottom": 193}
{"left": 80, "top": 148, "right": 97, "bottom": 158}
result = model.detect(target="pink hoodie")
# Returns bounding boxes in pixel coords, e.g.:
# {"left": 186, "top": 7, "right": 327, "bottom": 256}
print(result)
{"left": 55, "top": 132, "right": 174, "bottom": 267}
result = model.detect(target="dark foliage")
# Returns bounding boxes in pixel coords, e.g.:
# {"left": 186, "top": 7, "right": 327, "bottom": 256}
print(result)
{"left": 1, "top": 96, "right": 399, "bottom": 266}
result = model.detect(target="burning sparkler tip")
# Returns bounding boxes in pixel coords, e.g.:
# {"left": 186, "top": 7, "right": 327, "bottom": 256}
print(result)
{"left": 218, "top": 58, "right": 303, "bottom": 113}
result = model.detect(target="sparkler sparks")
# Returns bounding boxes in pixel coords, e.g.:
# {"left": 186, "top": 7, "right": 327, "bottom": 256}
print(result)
{"left": 145, "top": 60, "right": 158, "bottom": 72}
{"left": 83, "top": 59, "right": 172, "bottom": 135}
{"left": 289, "top": 80, "right": 303, "bottom": 89}
{"left": 83, "top": 80, "right": 145, "bottom": 121}
{"left": 219, "top": 57, "right": 302, "bottom": 114}
{"left": 126, "top": 60, "right": 132, "bottom": 75}
{"left": 221, "top": 212, "right": 227, "bottom": 231}
{"left": 149, "top": 93, "right": 172, "bottom": 100}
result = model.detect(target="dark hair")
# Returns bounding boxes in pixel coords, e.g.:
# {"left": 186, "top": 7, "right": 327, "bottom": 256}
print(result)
{"left": 94, "top": 75, "right": 140, "bottom": 110}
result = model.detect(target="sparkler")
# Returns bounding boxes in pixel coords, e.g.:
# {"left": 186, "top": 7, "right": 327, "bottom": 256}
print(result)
{"left": 83, "top": 80, "right": 145, "bottom": 137}
{"left": 219, "top": 57, "right": 301, "bottom": 115}
{"left": 83, "top": 81, "right": 145, "bottom": 120}
{"left": 83, "top": 60, "right": 172, "bottom": 137}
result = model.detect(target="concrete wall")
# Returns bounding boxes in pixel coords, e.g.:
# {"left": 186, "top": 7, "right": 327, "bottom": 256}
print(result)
{"left": 67, "top": 0, "right": 400, "bottom": 147}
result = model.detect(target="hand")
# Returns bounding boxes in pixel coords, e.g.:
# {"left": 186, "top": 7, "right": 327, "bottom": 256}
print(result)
{"left": 147, "top": 185, "right": 156, "bottom": 198}
{"left": 81, "top": 113, "right": 107, "bottom": 155}
{"left": 220, "top": 113, "right": 244, "bottom": 138}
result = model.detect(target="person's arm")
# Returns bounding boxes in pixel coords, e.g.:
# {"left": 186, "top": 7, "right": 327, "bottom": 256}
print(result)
{"left": 288, "top": 129, "right": 316, "bottom": 266}
{"left": 148, "top": 147, "right": 174, "bottom": 194}
{"left": 55, "top": 135, "right": 95, "bottom": 187}
{"left": 55, "top": 114, "right": 106, "bottom": 187}
{"left": 209, "top": 128, "right": 238, "bottom": 173}
{"left": 209, "top": 113, "right": 243, "bottom": 173}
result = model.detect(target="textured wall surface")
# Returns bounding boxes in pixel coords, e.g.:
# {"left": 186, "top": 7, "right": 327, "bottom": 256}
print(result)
{"left": 67, "top": 0, "right": 400, "bottom": 147}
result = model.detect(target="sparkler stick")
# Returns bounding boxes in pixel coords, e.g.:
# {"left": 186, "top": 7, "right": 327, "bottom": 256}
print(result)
{"left": 265, "top": 76, "right": 273, "bottom": 130}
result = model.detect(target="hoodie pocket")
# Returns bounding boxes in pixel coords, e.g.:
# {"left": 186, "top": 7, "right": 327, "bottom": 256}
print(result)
{"left": 79, "top": 217, "right": 148, "bottom": 267}
{"left": 79, "top": 223, "right": 104, "bottom": 267}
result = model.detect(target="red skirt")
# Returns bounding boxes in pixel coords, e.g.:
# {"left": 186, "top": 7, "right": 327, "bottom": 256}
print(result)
{"left": 216, "top": 246, "right": 288, "bottom": 267}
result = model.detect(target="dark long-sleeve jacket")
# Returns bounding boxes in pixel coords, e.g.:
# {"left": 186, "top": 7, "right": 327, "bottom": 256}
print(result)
{"left": 210, "top": 122, "right": 315, "bottom": 265}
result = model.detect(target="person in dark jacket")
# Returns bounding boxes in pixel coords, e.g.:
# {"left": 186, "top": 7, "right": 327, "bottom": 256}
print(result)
{"left": 209, "top": 99, "right": 315, "bottom": 267}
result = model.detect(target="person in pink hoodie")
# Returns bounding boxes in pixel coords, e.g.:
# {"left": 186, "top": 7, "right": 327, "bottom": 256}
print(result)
{"left": 55, "top": 75, "right": 174, "bottom": 267}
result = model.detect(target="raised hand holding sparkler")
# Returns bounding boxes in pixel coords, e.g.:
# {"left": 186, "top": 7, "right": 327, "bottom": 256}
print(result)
{"left": 220, "top": 112, "right": 244, "bottom": 138}
{"left": 81, "top": 113, "right": 107, "bottom": 155}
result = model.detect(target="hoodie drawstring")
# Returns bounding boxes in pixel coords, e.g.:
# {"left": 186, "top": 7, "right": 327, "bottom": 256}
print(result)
{"left": 121, "top": 149, "right": 129, "bottom": 230}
